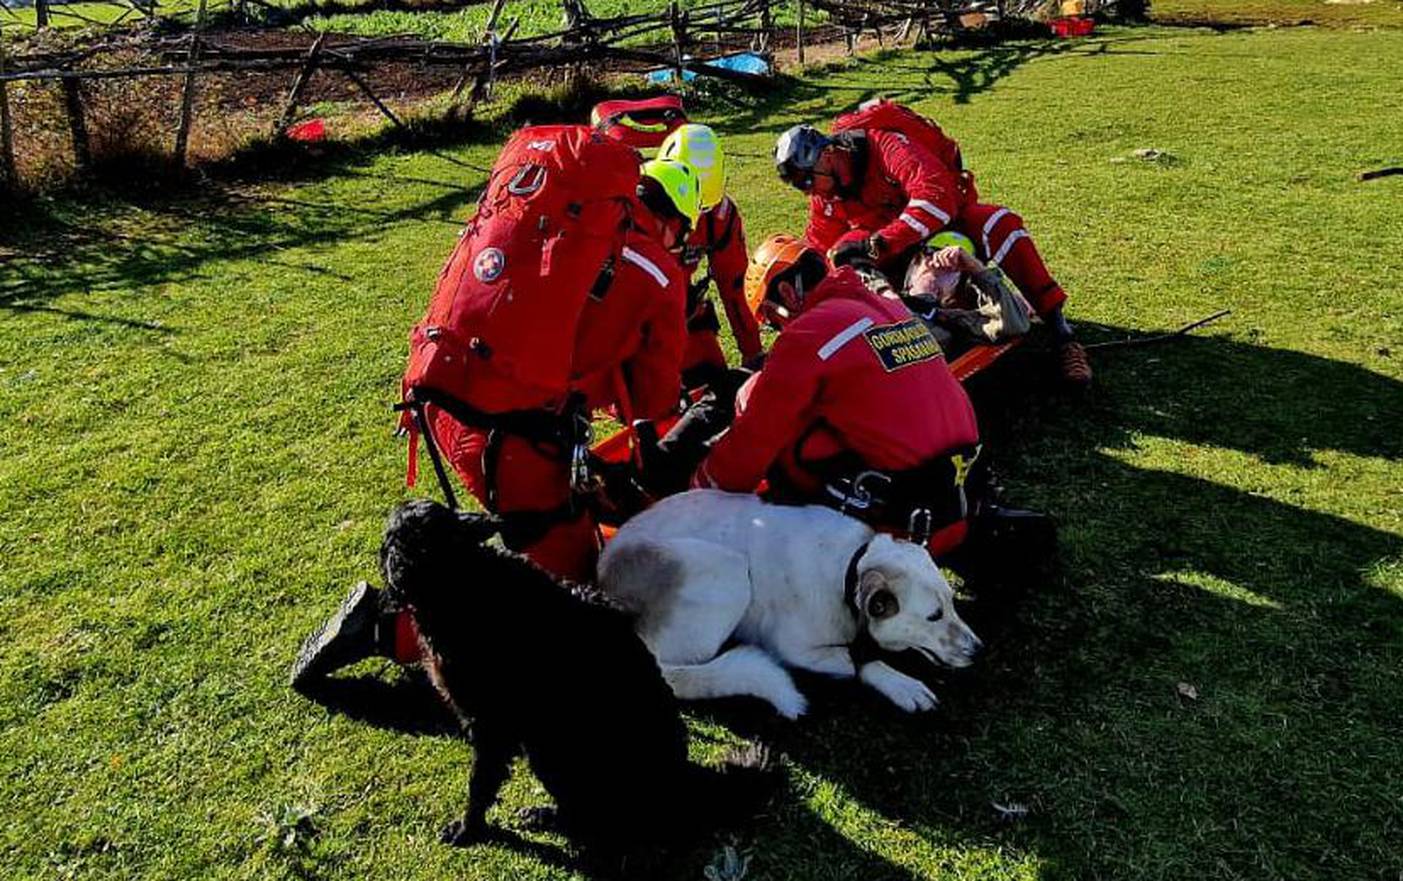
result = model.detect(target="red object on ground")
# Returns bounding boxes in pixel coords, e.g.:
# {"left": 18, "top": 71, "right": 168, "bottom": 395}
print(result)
{"left": 286, "top": 118, "right": 326, "bottom": 142}
{"left": 1050, "top": 16, "right": 1095, "bottom": 37}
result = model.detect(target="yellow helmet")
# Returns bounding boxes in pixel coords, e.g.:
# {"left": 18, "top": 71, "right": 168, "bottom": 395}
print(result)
{"left": 924, "top": 230, "right": 976, "bottom": 256}
{"left": 639, "top": 158, "right": 702, "bottom": 229}
{"left": 659, "top": 124, "right": 726, "bottom": 211}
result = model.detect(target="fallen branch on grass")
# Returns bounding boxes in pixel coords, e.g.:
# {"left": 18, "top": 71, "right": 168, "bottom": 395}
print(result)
{"left": 1083, "top": 309, "right": 1232, "bottom": 351}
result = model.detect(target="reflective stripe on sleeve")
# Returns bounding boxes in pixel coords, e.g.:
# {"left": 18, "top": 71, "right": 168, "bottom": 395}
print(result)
{"left": 980, "top": 208, "right": 1011, "bottom": 257}
{"left": 898, "top": 213, "right": 931, "bottom": 238}
{"left": 907, "top": 199, "right": 951, "bottom": 225}
{"left": 622, "top": 246, "right": 670, "bottom": 287}
{"left": 817, "top": 317, "right": 876, "bottom": 361}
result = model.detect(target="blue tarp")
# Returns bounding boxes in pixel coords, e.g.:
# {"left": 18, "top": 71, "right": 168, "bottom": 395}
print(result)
{"left": 646, "top": 52, "right": 771, "bottom": 84}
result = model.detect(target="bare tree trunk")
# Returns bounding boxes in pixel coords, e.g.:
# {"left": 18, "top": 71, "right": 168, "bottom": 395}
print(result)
{"left": 35, "top": 0, "right": 51, "bottom": 28}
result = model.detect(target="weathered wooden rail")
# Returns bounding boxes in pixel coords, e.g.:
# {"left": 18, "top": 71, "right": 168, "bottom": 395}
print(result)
{"left": 0, "top": 0, "right": 1120, "bottom": 189}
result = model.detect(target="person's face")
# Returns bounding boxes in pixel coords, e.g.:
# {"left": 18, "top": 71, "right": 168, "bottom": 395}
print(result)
{"left": 764, "top": 273, "right": 807, "bottom": 327}
{"left": 660, "top": 214, "right": 689, "bottom": 252}
{"left": 906, "top": 255, "right": 963, "bottom": 303}
{"left": 809, "top": 147, "right": 848, "bottom": 198}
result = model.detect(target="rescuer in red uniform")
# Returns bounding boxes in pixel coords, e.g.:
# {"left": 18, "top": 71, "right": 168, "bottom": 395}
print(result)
{"left": 289, "top": 159, "right": 698, "bottom": 688}
{"left": 774, "top": 99, "right": 1093, "bottom": 387}
{"left": 657, "top": 124, "right": 763, "bottom": 388}
{"left": 691, "top": 235, "right": 984, "bottom": 557}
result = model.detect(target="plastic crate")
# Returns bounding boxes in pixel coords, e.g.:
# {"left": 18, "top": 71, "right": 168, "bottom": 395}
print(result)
{"left": 1050, "top": 16, "right": 1095, "bottom": 37}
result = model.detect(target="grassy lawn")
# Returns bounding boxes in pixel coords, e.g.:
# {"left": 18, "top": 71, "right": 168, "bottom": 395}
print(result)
{"left": 1153, "top": 0, "right": 1403, "bottom": 28}
{"left": 3, "top": 16, "right": 1402, "bottom": 881}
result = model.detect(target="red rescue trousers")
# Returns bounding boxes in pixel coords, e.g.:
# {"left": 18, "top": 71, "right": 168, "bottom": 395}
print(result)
{"left": 393, "top": 405, "right": 599, "bottom": 664}
{"left": 954, "top": 203, "right": 1066, "bottom": 317}
{"left": 683, "top": 328, "right": 727, "bottom": 377}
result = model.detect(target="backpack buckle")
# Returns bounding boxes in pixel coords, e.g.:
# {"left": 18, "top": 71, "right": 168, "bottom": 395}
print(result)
{"left": 568, "top": 410, "right": 596, "bottom": 495}
{"left": 828, "top": 469, "right": 891, "bottom": 515}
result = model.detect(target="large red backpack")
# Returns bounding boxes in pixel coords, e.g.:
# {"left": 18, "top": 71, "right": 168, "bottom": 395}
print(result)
{"left": 404, "top": 124, "right": 641, "bottom": 419}
{"left": 832, "top": 98, "right": 965, "bottom": 173}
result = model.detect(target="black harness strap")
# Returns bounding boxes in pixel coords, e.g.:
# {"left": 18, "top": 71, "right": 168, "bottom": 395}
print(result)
{"left": 404, "top": 386, "right": 576, "bottom": 448}
{"left": 398, "top": 387, "right": 597, "bottom": 526}
{"left": 407, "top": 399, "right": 459, "bottom": 511}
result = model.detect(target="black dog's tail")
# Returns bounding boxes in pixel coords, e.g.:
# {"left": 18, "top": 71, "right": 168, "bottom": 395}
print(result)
{"left": 680, "top": 743, "right": 781, "bottom": 833}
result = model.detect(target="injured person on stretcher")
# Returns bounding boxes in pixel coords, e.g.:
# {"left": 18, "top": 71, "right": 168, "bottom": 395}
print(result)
{"left": 630, "top": 232, "right": 1055, "bottom": 591}
{"left": 860, "top": 229, "right": 1033, "bottom": 358}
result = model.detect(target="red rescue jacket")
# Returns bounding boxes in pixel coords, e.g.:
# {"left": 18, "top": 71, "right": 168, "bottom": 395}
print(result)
{"left": 572, "top": 215, "right": 688, "bottom": 422}
{"left": 803, "top": 129, "right": 967, "bottom": 263}
{"left": 678, "top": 196, "right": 762, "bottom": 362}
{"left": 693, "top": 268, "right": 979, "bottom": 495}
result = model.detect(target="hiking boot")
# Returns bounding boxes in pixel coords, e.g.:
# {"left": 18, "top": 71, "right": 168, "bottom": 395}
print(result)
{"left": 946, "top": 505, "right": 1058, "bottom": 599}
{"left": 1058, "top": 339, "right": 1093, "bottom": 387}
{"left": 289, "top": 581, "right": 384, "bottom": 691}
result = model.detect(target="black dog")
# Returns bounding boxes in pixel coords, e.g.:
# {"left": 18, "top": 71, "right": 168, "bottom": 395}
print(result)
{"left": 380, "top": 500, "right": 774, "bottom": 860}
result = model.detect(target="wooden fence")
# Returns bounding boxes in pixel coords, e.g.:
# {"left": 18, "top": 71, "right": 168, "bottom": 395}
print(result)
{"left": 0, "top": 0, "right": 1118, "bottom": 188}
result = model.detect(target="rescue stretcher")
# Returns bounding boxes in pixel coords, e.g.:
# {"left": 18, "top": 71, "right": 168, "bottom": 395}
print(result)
{"left": 590, "top": 338, "right": 1020, "bottom": 466}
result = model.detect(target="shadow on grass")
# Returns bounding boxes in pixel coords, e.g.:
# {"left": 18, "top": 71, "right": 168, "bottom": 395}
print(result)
{"left": 282, "top": 327, "right": 1399, "bottom": 878}
{"left": 298, "top": 669, "right": 461, "bottom": 736}
{"left": 0, "top": 76, "right": 671, "bottom": 318}
{"left": 701, "top": 32, "right": 1163, "bottom": 142}
{"left": 744, "top": 331, "right": 1403, "bottom": 877}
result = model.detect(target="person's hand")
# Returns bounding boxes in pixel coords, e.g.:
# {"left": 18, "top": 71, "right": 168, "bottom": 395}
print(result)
{"left": 928, "top": 245, "right": 983, "bottom": 274}
{"left": 741, "top": 350, "right": 768, "bottom": 372}
{"left": 831, "top": 234, "right": 885, "bottom": 268}
{"left": 831, "top": 237, "right": 873, "bottom": 268}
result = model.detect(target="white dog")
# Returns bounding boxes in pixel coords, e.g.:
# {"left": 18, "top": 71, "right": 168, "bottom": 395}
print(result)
{"left": 597, "top": 489, "right": 982, "bottom": 719}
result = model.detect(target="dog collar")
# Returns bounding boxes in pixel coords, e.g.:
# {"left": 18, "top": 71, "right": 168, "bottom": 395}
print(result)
{"left": 843, "top": 539, "right": 873, "bottom": 618}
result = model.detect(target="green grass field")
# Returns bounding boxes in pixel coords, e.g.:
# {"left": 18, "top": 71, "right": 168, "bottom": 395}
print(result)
{"left": 3, "top": 11, "right": 1402, "bottom": 881}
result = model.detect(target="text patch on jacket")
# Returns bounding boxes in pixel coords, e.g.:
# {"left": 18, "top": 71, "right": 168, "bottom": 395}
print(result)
{"left": 865, "top": 318, "right": 942, "bottom": 371}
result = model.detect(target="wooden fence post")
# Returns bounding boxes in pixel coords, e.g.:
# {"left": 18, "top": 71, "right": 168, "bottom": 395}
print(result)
{"left": 173, "top": 0, "right": 208, "bottom": 169}
{"left": 343, "top": 67, "right": 405, "bottom": 131}
{"left": 273, "top": 32, "right": 326, "bottom": 137}
{"left": 0, "top": 28, "right": 15, "bottom": 190}
{"left": 61, "top": 69, "right": 90, "bottom": 174}
{"left": 796, "top": 0, "right": 806, "bottom": 66}
{"left": 466, "top": 0, "right": 508, "bottom": 102}
{"left": 668, "top": 0, "right": 686, "bottom": 86}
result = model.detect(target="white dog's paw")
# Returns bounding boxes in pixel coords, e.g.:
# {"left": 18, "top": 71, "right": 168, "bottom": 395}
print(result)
{"left": 859, "top": 662, "right": 939, "bottom": 713}
{"left": 770, "top": 686, "right": 809, "bottom": 720}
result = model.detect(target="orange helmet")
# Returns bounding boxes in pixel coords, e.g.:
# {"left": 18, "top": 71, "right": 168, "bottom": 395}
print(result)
{"left": 745, "top": 234, "right": 819, "bottom": 326}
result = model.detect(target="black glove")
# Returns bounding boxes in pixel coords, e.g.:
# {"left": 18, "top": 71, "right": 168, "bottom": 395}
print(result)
{"left": 824, "top": 235, "right": 869, "bottom": 270}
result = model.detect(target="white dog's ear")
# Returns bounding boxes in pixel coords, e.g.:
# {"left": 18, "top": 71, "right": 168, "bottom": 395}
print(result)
{"left": 860, "top": 569, "right": 900, "bottom": 620}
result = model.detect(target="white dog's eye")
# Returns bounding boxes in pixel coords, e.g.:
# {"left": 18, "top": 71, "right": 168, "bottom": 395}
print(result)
{"left": 926, "top": 608, "right": 944, "bottom": 622}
